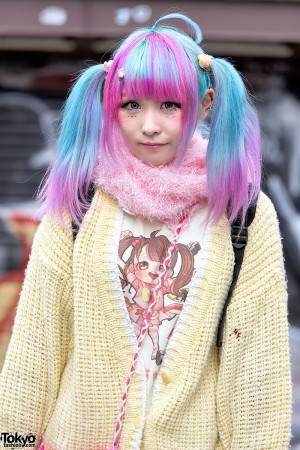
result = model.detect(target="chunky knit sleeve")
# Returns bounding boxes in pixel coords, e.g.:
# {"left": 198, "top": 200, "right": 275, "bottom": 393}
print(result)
{"left": 216, "top": 193, "right": 292, "bottom": 450}
{"left": 0, "top": 214, "right": 73, "bottom": 449}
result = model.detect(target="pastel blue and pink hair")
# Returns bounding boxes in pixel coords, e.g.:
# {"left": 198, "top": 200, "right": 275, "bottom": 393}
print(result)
{"left": 37, "top": 13, "right": 261, "bottom": 227}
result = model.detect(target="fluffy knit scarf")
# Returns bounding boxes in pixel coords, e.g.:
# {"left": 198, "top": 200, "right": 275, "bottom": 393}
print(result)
{"left": 93, "top": 133, "right": 208, "bottom": 231}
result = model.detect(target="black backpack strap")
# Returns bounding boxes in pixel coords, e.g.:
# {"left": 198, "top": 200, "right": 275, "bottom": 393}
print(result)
{"left": 216, "top": 200, "right": 257, "bottom": 347}
{"left": 72, "top": 183, "right": 95, "bottom": 242}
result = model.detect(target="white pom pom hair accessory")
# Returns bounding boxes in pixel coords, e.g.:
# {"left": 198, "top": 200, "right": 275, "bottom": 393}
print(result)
{"left": 103, "top": 60, "right": 125, "bottom": 80}
{"left": 103, "top": 60, "right": 113, "bottom": 72}
{"left": 117, "top": 67, "right": 125, "bottom": 80}
{"left": 104, "top": 55, "right": 212, "bottom": 80}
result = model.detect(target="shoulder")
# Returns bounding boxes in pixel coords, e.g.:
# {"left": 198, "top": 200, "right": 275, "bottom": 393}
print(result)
{"left": 236, "top": 191, "right": 286, "bottom": 296}
{"left": 254, "top": 191, "right": 279, "bottom": 228}
{"left": 31, "top": 211, "right": 73, "bottom": 277}
{"left": 224, "top": 190, "right": 287, "bottom": 313}
{"left": 28, "top": 190, "right": 118, "bottom": 277}
{"left": 250, "top": 191, "right": 283, "bottom": 257}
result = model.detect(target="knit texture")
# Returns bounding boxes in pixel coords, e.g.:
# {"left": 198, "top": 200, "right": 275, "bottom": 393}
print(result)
{"left": 92, "top": 134, "right": 207, "bottom": 231}
{"left": 0, "top": 191, "right": 292, "bottom": 450}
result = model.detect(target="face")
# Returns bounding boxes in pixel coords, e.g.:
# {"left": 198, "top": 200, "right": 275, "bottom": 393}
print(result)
{"left": 134, "top": 247, "right": 164, "bottom": 285}
{"left": 118, "top": 96, "right": 182, "bottom": 166}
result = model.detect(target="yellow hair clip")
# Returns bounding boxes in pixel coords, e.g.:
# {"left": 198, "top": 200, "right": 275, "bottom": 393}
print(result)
{"left": 197, "top": 54, "right": 213, "bottom": 71}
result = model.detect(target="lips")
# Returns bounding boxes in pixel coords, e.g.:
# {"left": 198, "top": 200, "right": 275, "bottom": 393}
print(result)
{"left": 141, "top": 142, "right": 166, "bottom": 147}
{"left": 148, "top": 272, "right": 159, "bottom": 280}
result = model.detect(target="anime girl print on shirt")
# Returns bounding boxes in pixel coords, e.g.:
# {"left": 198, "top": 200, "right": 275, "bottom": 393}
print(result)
{"left": 118, "top": 230, "right": 200, "bottom": 360}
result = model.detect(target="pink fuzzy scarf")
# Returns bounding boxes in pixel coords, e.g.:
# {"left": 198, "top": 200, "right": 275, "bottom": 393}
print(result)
{"left": 93, "top": 133, "right": 208, "bottom": 230}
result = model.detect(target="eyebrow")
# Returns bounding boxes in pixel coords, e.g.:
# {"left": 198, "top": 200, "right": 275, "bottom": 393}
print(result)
{"left": 121, "top": 96, "right": 132, "bottom": 103}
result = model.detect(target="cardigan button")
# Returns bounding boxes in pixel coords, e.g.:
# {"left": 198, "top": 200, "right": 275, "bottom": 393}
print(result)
{"left": 161, "top": 370, "right": 171, "bottom": 384}
{"left": 133, "top": 415, "right": 142, "bottom": 429}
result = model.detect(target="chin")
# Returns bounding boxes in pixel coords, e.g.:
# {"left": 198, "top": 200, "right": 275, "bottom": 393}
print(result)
{"left": 129, "top": 149, "right": 175, "bottom": 166}
{"left": 144, "top": 157, "right": 175, "bottom": 167}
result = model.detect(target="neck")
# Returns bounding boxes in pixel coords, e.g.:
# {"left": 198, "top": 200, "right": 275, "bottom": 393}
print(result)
{"left": 93, "top": 133, "right": 208, "bottom": 230}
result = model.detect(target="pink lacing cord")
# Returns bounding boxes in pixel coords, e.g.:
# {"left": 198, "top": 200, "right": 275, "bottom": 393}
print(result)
{"left": 106, "top": 216, "right": 185, "bottom": 450}
{"left": 39, "top": 217, "right": 185, "bottom": 450}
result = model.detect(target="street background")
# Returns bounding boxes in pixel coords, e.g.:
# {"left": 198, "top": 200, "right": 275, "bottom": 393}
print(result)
{"left": 0, "top": 0, "right": 299, "bottom": 447}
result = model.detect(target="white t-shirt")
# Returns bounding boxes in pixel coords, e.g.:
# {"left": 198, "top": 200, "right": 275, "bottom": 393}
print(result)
{"left": 118, "top": 206, "right": 209, "bottom": 414}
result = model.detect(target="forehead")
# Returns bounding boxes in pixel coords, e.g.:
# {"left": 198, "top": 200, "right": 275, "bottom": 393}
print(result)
{"left": 121, "top": 95, "right": 177, "bottom": 105}
{"left": 122, "top": 77, "right": 183, "bottom": 104}
{"left": 119, "top": 43, "right": 190, "bottom": 102}
{"left": 137, "top": 248, "right": 149, "bottom": 259}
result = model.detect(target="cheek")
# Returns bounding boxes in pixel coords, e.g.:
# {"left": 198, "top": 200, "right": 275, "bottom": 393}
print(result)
{"left": 136, "top": 269, "right": 147, "bottom": 280}
{"left": 117, "top": 110, "right": 135, "bottom": 133}
{"left": 171, "top": 113, "right": 182, "bottom": 128}
{"left": 164, "top": 114, "right": 182, "bottom": 137}
{"left": 118, "top": 112, "right": 139, "bottom": 147}
{"left": 117, "top": 110, "right": 129, "bottom": 129}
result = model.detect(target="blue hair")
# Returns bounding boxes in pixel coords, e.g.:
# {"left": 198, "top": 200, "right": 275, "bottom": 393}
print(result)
{"left": 37, "top": 65, "right": 106, "bottom": 226}
{"left": 208, "top": 58, "right": 261, "bottom": 223}
{"left": 37, "top": 12, "right": 261, "bottom": 228}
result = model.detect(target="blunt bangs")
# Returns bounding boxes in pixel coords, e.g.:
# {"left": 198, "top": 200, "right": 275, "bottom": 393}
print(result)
{"left": 122, "top": 34, "right": 194, "bottom": 107}
{"left": 101, "top": 31, "right": 201, "bottom": 164}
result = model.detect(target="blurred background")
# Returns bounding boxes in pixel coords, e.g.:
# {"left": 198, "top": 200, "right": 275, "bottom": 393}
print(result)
{"left": 0, "top": 0, "right": 299, "bottom": 446}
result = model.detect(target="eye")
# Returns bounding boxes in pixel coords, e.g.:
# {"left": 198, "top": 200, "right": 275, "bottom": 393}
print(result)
{"left": 159, "top": 264, "right": 164, "bottom": 272}
{"left": 137, "top": 261, "right": 148, "bottom": 270}
{"left": 121, "top": 101, "right": 141, "bottom": 110}
{"left": 161, "top": 102, "right": 180, "bottom": 110}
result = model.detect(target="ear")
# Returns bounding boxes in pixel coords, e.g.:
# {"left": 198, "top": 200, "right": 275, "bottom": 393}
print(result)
{"left": 199, "top": 88, "right": 215, "bottom": 120}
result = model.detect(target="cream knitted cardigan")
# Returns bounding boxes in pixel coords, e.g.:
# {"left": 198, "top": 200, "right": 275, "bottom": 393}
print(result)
{"left": 0, "top": 190, "right": 292, "bottom": 450}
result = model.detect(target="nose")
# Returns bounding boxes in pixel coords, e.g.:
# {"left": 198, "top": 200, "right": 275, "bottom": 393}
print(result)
{"left": 141, "top": 110, "right": 162, "bottom": 135}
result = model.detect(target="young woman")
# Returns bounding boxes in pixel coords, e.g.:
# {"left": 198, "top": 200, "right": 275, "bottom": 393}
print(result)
{"left": 0, "top": 13, "right": 291, "bottom": 450}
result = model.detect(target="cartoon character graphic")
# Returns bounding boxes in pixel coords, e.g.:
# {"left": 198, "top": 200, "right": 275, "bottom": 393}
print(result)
{"left": 118, "top": 230, "right": 200, "bottom": 359}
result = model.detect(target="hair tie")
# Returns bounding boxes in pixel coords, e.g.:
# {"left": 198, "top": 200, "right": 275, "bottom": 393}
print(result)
{"left": 175, "top": 244, "right": 180, "bottom": 251}
{"left": 197, "top": 54, "right": 213, "bottom": 71}
{"left": 132, "top": 236, "right": 143, "bottom": 247}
